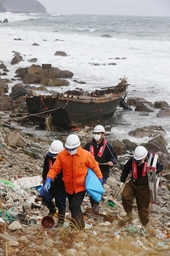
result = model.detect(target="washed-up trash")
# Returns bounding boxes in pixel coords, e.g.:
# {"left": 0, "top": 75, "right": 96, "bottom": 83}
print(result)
{"left": 0, "top": 217, "right": 5, "bottom": 223}
{"left": 28, "top": 219, "right": 37, "bottom": 225}
{"left": 154, "top": 229, "right": 167, "bottom": 240}
{"left": 13, "top": 176, "right": 42, "bottom": 189}
{"left": 157, "top": 241, "right": 167, "bottom": 247}
{"left": 108, "top": 200, "right": 115, "bottom": 208}
{"left": 124, "top": 225, "right": 148, "bottom": 236}
{"left": 30, "top": 184, "right": 42, "bottom": 192}
{"left": 84, "top": 223, "right": 93, "bottom": 229}
{"left": 0, "top": 210, "right": 18, "bottom": 222}
{"left": 0, "top": 179, "right": 15, "bottom": 188}
{"left": 41, "top": 215, "right": 55, "bottom": 229}
{"left": 31, "top": 203, "right": 41, "bottom": 209}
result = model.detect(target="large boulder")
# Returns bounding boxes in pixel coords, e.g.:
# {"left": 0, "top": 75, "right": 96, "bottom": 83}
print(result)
{"left": 0, "top": 95, "right": 13, "bottom": 111}
{"left": 23, "top": 74, "right": 41, "bottom": 84}
{"left": 11, "top": 53, "right": 23, "bottom": 65}
{"left": 154, "top": 101, "right": 169, "bottom": 109}
{"left": 15, "top": 64, "right": 73, "bottom": 87}
{"left": 157, "top": 107, "right": 170, "bottom": 117}
{"left": 40, "top": 77, "right": 69, "bottom": 87}
{"left": 0, "top": 79, "right": 8, "bottom": 95}
{"left": 9, "top": 83, "right": 31, "bottom": 100}
{"left": 54, "top": 51, "right": 67, "bottom": 57}
{"left": 135, "top": 102, "right": 154, "bottom": 112}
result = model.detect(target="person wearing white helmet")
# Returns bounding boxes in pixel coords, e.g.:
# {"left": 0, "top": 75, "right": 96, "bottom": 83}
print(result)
{"left": 40, "top": 140, "right": 66, "bottom": 226}
{"left": 84, "top": 124, "right": 117, "bottom": 213}
{"left": 120, "top": 145, "right": 163, "bottom": 227}
{"left": 45, "top": 134, "right": 102, "bottom": 230}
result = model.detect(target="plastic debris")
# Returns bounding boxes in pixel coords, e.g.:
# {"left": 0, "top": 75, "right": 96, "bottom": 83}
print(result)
{"left": 0, "top": 179, "right": 15, "bottom": 188}
{"left": 108, "top": 200, "right": 115, "bottom": 208}
{"left": 124, "top": 225, "right": 148, "bottom": 236}
{"left": 157, "top": 241, "right": 167, "bottom": 247}
{"left": 0, "top": 210, "right": 18, "bottom": 222}
{"left": 154, "top": 229, "right": 167, "bottom": 240}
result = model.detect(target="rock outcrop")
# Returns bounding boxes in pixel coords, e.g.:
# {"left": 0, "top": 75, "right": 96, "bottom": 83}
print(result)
{"left": 0, "top": 0, "right": 46, "bottom": 13}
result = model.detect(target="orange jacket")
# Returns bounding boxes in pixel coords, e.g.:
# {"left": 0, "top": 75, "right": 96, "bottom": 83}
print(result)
{"left": 47, "top": 146, "right": 102, "bottom": 194}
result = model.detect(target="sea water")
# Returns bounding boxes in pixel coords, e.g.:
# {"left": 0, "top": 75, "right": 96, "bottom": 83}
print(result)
{"left": 0, "top": 13, "right": 170, "bottom": 145}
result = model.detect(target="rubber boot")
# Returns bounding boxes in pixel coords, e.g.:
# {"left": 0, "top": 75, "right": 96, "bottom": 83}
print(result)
{"left": 42, "top": 200, "right": 56, "bottom": 216}
{"left": 58, "top": 207, "right": 66, "bottom": 226}
{"left": 121, "top": 212, "right": 132, "bottom": 224}
{"left": 90, "top": 197, "right": 99, "bottom": 214}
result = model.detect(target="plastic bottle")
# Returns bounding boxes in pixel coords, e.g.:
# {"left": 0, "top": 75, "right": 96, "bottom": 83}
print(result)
{"left": 108, "top": 200, "right": 115, "bottom": 208}
{"left": 155, "top": 229, "right": 167, "bottom": 240}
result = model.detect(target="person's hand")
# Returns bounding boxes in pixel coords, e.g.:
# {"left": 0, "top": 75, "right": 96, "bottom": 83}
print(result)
{"left": 41, "top": 179, "right": 46, "bottom": 184}
{"left": 43, "top": 178, "right": 52, "bottom": 192}
{"left": 107, "top": 161, "right": 114, "bottom": 167}
{"left": 99, "top": 178, "right": 103, "bottom": 184}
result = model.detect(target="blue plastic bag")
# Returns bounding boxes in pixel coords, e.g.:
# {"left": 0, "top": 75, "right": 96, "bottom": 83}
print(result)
{"left": 85, "top": 168, "right": 105, "bottom": 202}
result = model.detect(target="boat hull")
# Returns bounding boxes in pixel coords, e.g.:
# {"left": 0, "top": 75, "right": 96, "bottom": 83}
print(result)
{"left": 26, "top": 96, "right": 122, "bottom": 129}
{"left": 26, "top": 78, "right": 129, "bottom": 129}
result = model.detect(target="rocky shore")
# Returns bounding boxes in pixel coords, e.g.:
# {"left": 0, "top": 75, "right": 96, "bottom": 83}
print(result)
{"left": 1, "top": 111, "right": 170, "bottom": 255}
{"left": 1, "top": 58, "right": 170, "bottom": 255}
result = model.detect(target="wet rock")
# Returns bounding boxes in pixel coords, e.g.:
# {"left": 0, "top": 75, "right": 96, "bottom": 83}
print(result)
{"left": 40, "top": 76, "right": 69, "bottom": 86}
{"left": 157, "top": 107, "right": 170, "bottom": 117}
{"left": 28, "top": 58, "right": 38, "bottom": 63}
{"left": 3, "top": 18, "right": 8, "bottom": 23}
{"left": 0, "top": 95, "right": 13, "bottom": 111}
{"left": 129, "top": 125, "right": 166, "bottom": 138}
{"left": 0, "top": 79, "right": 8, "bottom": 95}
{"left": 154, "top": 101, "right": 169, "bottom": 109}
{"left": 23, "top": 74, "right": 41, "bottom": 84}
{"left": 101, "top": 34, "right": 112, "bottom": 38}
{"left": 0, "top": 63, "right": 7, "bottom": 69}
{"left": 54, "top": 51, "right": 67, "bottom": 56}
{"left": 135, "top": 102, "right": 154, "bottom": 112}
{"left": 127, "top": 97, "right": 147, "bottom": 107}
{"left": 9, "top": 83, "right": 31, "bottom": 100}
{"left": 59, "top": 70, "right": 74, "bottom": 79}
{"left": 122, "top": 139, "right": 137, "bottom": 151}
{"left": 11, "top": 53, "right": 23, "bottom": 65}
{"left": 32, "top": 43, "right": 40, "bottom": 46}
{"left": 112, "top": 140, "right": 126, "bottom": 155}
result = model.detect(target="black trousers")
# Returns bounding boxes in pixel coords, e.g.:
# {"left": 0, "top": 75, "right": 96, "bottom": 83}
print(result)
{"left": 67, "top": 191, "right": 85, "bottom": 229}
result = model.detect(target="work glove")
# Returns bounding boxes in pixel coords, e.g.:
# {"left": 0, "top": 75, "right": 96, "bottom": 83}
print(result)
{"left": 99, "top": 178, "right": 103, "bottom": 185}
{"left": 43, "top": 177, "right": 52, "bottom": 192}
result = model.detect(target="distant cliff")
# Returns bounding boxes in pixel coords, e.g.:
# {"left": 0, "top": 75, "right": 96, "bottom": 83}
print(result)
{"left": 0, "top": 0, "right": 46, "bottom": 13}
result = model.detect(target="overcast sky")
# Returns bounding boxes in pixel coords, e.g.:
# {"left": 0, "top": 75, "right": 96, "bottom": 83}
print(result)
{"left": 39, "top": 0, "right": 170, "bottom": 16}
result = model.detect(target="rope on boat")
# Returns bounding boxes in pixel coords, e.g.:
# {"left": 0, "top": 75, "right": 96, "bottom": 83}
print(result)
{"left": 17, "top": 99, "right": 71, "bottom": 120}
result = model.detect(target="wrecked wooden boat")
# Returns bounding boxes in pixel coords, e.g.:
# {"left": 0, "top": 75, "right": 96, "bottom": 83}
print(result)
{"left": 26, "top": 78, "right": 129, "bottom": 130}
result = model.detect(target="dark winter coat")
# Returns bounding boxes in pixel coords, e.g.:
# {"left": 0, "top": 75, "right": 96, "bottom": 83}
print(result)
{"left": 120, "top": 153, "right": 163, "bottom": 185}
{"left": 42, "top": 154, "right": 65, "bottom": 195}
{"left": 84, "top": 138, "right": 117, "bottom": 180}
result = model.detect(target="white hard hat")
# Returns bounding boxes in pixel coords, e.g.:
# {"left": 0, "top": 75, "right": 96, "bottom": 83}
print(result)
{"left": 65, "top": 134, "right": 80, "bottom": 149}
{"left": 93, "top": 125, "right": 105, "bottom": 133}
{"left": 49, "top": 140, "right": 64, "bottom": 154}
{"left": 134, "top": 146, "right": 148, "bottom": 161}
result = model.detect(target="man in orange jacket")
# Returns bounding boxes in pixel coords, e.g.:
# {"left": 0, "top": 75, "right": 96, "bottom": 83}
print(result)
{"left": 45, "top": 134, "right": 103, "bottom": 229}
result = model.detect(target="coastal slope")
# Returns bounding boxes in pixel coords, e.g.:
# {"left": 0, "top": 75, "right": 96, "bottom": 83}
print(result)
{"left": 0, "top": 0, "right": 46, "bottom": 13}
